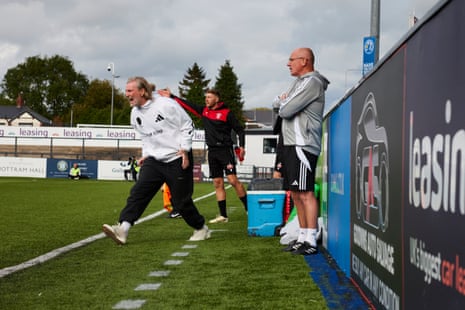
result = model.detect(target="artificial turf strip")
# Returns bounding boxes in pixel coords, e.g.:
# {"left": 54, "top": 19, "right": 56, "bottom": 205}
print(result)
{"left": 0, "top": 178, "right": 330, "bottom": 309}
{"left": 305, "top": 248, "right": 372, "bottom": 309}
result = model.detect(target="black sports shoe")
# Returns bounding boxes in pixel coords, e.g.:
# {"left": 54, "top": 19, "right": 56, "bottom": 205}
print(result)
{"left": 291, "top": 242, "right": 318, "bottom": 256}
{"left": 289, "top": 241, "right": 304, "bottom": 253}
{"left": 281, "top": 240, "right": 298, "bottom": 252}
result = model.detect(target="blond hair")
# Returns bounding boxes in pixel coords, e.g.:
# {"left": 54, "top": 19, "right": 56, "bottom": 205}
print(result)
{"left": 127, "top": 76, "right": 153, "bottom": 100}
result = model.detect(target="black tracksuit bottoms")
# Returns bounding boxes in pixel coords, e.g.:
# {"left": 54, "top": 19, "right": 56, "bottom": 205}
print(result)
{"left": 119, "top": 155, "right": 205, "bottom": 230}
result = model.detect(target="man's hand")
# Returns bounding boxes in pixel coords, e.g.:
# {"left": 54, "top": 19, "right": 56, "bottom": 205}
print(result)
{"left": 158, "top": 88, "right": 171, "bottom": 98}
{"left": 137, "top": 156, "right": 147, "bottom": 166}
{"left": 177, "top": 149, "right": 189, "bottom": 169}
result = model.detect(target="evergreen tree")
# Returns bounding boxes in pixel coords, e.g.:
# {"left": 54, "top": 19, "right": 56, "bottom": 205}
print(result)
{"left": 214, "top": 60, "right": 245, "bottom": 126}
{"left": 178, "top": 62, "right": 210, "bottom": 128}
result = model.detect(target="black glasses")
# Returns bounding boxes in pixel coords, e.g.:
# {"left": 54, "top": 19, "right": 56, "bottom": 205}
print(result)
{"left": 288, "top": 57, "right": 306, "bottom": 62}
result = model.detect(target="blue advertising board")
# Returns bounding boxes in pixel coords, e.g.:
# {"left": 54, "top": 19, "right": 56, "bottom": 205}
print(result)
{"left": 47, "top": 159, "right": 97, "bottom": 179}
{"left": 327, "top": 96, "right": 352, "bottom": 276}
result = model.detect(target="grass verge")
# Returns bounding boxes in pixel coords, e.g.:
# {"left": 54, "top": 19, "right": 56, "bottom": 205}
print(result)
{"left": 0, "top": 177, "right": 328, "bottom": 309}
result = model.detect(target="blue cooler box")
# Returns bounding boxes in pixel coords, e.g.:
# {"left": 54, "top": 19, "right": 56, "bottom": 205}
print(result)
{"left": 247, "top": 190, "right": 285, "bottom": 237}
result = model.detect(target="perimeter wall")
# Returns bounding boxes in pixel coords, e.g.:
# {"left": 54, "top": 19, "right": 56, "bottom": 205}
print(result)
{"left": 321, "top": 0, "right": 465, "bottom": 308}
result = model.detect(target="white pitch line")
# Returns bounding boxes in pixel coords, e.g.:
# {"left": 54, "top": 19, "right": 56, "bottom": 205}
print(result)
{"left": 148, "top": 270, "right": 171, "bottom": 277}
{"left": 0, "top": 186, "right": 229, "bottom": 278}
{"left": 0, "top": 233, "right": 107, "bottom": 278}
{"left": 134, "top": 283, "right": 162, "bottom": 291}
{"left": 112, "top": 299, "right": 146, "bottom": 309}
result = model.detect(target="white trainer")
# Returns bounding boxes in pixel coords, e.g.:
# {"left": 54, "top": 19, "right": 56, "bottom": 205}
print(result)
{"left": 208, "top": 215, "right": 229, "bottom": 224}
{"left": 102, "top": 223, "right": 128, "bottom": 245}
{"left": 189, "top": 225, "right": 211, "bottom": 241}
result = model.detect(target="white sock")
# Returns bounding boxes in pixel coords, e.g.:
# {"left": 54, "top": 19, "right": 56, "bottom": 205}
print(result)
{"left": 297, "top": 229, "right": 306, "bottom": 243}
{"left": 305, "top": 228, "right": 318, "bottom": 247}
{"left": 120, "top": 221, "right": 131, "bottom": 232}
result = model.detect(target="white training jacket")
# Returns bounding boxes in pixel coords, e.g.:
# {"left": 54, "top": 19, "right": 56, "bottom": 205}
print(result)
{"left": 130, "top": 97, "right": 194, "bottom": 163}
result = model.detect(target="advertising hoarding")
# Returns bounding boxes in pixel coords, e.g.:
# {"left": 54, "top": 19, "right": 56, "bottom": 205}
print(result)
{"left": 0, "top": 157, "right": 46, "bottom": 178}
{"left": 47, "top": 159, "right": 98, "bottom": 179}
{"left": 351, "top": 48, "right": 404, "bottom": 309}
{"left": 327, "top": 97, "right": 352, "bottom": 276}
{"left": 403, "top": 0, "right": 465, "bottom": 307}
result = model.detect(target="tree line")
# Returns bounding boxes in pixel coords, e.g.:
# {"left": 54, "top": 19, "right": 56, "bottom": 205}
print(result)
{"left": 0, "top": 55, "right": 244, "bottom": 128}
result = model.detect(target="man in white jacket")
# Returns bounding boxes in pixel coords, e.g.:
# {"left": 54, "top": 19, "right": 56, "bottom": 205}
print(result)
{"left": 103, "top": 76, "right": 210, "bottom": 244}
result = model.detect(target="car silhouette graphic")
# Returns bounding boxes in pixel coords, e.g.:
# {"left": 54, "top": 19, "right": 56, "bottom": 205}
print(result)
{"left": 355, "top": 92, "right": 390, "bottom": 232}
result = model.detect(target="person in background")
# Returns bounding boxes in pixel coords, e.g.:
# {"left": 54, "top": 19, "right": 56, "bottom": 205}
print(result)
{"left": 274, "top": 47, "right": 329, "bottom": 255}
{"left": 124, "top": 156, "right": 139, "bottom": 181}
{"left": 272, "top": 114, "right": 284, "bottom": 179}
{"left": 68, "top": 163, "right": 81, "bottom": 180}
{"left": 102, "top": 76, "right": 210, "bottom": 245}
{"left": 159, "top": 88, "right": 247, "bottom": 224}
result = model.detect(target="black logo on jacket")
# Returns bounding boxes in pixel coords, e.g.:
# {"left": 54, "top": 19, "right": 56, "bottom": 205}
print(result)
{"left": 155, "top": 114, "right": 165, "bottom": 122}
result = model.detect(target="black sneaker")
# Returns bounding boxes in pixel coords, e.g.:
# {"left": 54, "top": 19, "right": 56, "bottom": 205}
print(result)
{"left": 169, "top": 211, "right": 182, "bottom": 218}
{"left": 291, "top": 242, "right": 318, "bottom": 256}
{"left": 289, "top": 241, "right": 304, "bottom": 253}
{"left": 281, "top": 240, "right": 298, "bottom": 252}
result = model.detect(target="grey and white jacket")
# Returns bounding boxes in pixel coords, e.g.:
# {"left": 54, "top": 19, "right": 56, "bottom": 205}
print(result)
{"left": 273, "top": 70, "right": 330, "bottom": 156}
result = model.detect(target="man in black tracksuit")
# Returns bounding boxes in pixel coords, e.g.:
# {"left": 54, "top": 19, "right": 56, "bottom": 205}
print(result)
{"left": 160, "top": 88, "right": 247, "bottom": 224}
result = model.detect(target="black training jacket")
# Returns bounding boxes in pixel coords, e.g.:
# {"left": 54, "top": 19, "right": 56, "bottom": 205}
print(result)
{"left": 171, "top": 95, "right": 245, "bottom": 149}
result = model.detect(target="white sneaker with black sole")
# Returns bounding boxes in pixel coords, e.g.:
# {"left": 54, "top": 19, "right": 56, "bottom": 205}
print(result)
{"left": 189, "top": 225, "right": 211, "bottom": 241}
